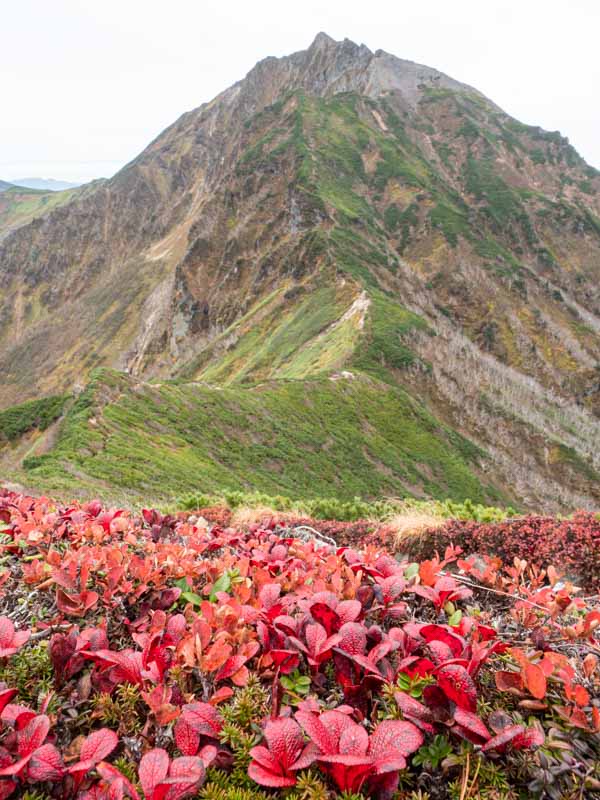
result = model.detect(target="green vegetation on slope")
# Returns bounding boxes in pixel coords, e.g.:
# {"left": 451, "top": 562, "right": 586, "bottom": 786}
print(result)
{"left": 0, "top": 186, "right": 75, "bottom": 238}
{"left": 0, "top": 395, "right": 68, "bottom": 444}
{"left": 19, "top": 369, "right": 504, "bottom": 506}
{"left": 186, "top": 279, "right": 361, "bottom": 384}
{"left": 176, "top": 487, "right": 516, "bottom": 523}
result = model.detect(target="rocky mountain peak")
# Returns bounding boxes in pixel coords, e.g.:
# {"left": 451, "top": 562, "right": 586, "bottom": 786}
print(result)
{"left": 217, "top": 33, "right": 485, "bottom": 123}
{"left": 307, "top": 31, "right": 338, "bottom": 50}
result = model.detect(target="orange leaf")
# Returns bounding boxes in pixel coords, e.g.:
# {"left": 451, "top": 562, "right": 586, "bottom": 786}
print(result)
{"left": 524, "top": 663, "right": 547, "bottom": 700}
{"left": 201, "top": 640, "right": 232, "bottom": 672}
{"left": 582, "top": 653, "right": 598, "bottom": 678}
{"left": 573, "top": 685, "right": 590, "bottom": 707}
{"left": 539, "top": 655, "right": 556, "bottom": 677}
{"left": 509, "top": 648, "right": 529, "bottom": 669}
{"left": 518, "top": 699, "right": 548, "bottom": 711}
{"left": 495, "top": 671, "right": 524, "bottom": 693}
{"left": 418, "top": 560, "right": 438, "bottom": 587}
{"left": 208, "top": 687, "right": 234, "bottom": 705}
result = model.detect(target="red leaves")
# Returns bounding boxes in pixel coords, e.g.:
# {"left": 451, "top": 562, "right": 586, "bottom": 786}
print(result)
{"left": 173, "top": 703, "right": 222, "bottom": 757}
{"left": 0, "top": 713, "right": 62, "bottom": 782}
{"left": 436, "top": 665, "right": 478, "bottom": 712}
{"left": 80, "top": 728, "right": 119, "bottom": 762}
{"left": 138, "top": 748, "right": 208, "bottom": 800}
{"left": 28, "top": 744, "right": 65, "bottom": 781}
{"left": 248, "top": 718, "right": 316, "bottom": 787}
{"left": 288, "top": 623, "right": 340, "bottom": 668}
{"left": 294, "top": 709, "right": 422, "bottom": 797}
{"left": 422, "top": 513, "right": 600, "bottom": 591}
{"left": 0, "top": 489, "right": 597, "bottom": 798}
{"left": 56, "top": 587, "right": 100, "bottom": 617}
{"left": 0, "top": 618, "right": 29, "bottom": 658}
{"left": 67, "top": 727, "right": 119, "bottom": 788}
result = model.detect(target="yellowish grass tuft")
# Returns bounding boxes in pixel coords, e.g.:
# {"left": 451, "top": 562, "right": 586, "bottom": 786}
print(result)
{"left": 230, "top": 505, "right": 298, "bottom": 528}
{"left": 388, "top": 512, "right": 446, "bottom": 551}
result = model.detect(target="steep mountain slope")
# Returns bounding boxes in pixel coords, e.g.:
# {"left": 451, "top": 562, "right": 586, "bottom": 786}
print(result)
{"left": 1, "top": 33, "right": 600, "bottom": 509}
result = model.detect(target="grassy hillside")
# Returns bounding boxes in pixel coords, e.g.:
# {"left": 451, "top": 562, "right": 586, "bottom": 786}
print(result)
{"left": 0, "top": 185, "right": 75, "bottom": 238}
{"left": 6, "top": 368, "right": 507, "bottom": 506}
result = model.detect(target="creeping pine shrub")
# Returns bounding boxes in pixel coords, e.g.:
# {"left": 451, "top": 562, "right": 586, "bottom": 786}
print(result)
{"left": 178, "top": 490, "right": 514, "bottom": 524}
{"left": 403, "top": 512, "right": 600, "bottom": 590}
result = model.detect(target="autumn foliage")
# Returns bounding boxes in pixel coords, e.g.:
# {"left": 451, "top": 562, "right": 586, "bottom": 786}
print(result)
{"left": 0, "top": 488, "right": 596, "bottom": 799}
{"left": 401, "top": 512, "right": 600, "bottom": 590}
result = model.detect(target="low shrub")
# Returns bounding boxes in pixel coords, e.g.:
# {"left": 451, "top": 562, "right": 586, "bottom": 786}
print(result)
{"left": 0, "top": 487, "right": 597, "bottom": 799}
{"left": 0, "top": 394, "right": 68, "bottom": 443}
{"left": 403, "top": 512, "right": 600, "bottom": 590}
{"left": 177, "top": 489, "right": 515, "bottom": 524}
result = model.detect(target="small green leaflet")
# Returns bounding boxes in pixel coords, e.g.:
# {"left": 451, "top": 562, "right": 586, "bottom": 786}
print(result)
{"left": 174, "top": 577, "right": 203, "bottom": 607}
{"left": 209, "top": 572, "right": 232, "bottom": 602}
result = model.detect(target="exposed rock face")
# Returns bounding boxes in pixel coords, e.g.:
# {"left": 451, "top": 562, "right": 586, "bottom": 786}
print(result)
{"left": 1, "top": 34, "right": 600, "bottom": 510}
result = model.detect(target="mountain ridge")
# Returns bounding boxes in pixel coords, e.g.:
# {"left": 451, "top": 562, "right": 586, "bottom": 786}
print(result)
{"left": 1, "top": 34, "right": 600, "bottom": 510}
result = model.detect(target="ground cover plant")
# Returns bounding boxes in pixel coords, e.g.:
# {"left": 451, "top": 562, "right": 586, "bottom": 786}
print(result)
{"left": 0, "top": 488, "right": 597, "bottom": 799}
{"left": 400, "top": 514, "right": 600, "bottom": 592}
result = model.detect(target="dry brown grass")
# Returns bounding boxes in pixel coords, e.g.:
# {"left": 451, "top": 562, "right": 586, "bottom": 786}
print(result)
{"left": 388, "top": 512, "right": 446, "bottom": 551}
{"left": 230, "top": 505, "right": 299, "bottom": 528}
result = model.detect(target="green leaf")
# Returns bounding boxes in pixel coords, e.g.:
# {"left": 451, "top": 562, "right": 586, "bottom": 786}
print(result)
{"left": 404, "top": 563, "right": 419, "bottom": 580}
{"left": 181, "top": 591, "right": 204, "bottom": 606}
{"left": 210, "top": 572, "right": 232, "bottom": 602}
{"left": 448, "top": 609, "right": 463, "bottom": 627}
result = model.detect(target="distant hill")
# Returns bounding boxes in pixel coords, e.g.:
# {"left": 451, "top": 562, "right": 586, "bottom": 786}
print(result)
{"left": 1, "top": 33, "right": 600, "bottom": 511}
{"left": 0, "top": 183, "right": 78, "bottom": 240}
{"left": 11, "top": 177, "right": 81, "bottom": 191}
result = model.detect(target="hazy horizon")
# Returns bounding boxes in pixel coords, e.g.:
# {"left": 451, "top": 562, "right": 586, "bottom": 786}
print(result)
{"left": 3, "top": 0, "right": 599, "bottom": 184}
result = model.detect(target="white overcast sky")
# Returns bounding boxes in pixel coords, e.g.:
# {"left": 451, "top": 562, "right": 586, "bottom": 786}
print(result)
{"left": 2, "top": 0, "right": 599, "bottom": 183}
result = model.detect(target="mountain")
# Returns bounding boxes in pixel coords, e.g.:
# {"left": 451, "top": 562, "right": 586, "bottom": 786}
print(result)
{"left": 0, "top": 180, "right": 15, "bottom": 192}
{"left": 11, "top": 178, "right": 81, "bottom": 192}
{"left": 1, "top": 33, "right": 600, "bottom": 510}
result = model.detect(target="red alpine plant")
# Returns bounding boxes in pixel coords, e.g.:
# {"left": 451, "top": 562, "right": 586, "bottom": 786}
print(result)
{"left": 248, "top": 717, "right": 317, "bottom": 787}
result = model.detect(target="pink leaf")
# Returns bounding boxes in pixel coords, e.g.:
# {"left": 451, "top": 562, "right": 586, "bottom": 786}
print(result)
{"left": 27, "top": 743, "right": 65, "bottom": 781}
{"left": 174, "top": 720, "right": 200, "bottom": 757}
{"left": 81, "top": 728, "right": 119, "bottom": 764}
{"left": 17, "top": 714, "right": 50, "bottom": 757}
{"left": 336, "top": 623, "right": 367, "bottom": 657}
{"left": 453, "top": 708, "right": 490, "bottom": 742}
{"left": 369, "top": 719, "right": 423, "bottom": 761}
{"left": 139, "top": 748, "right": 169, "bottom": 797}
{"left": 248, "top": 761, "right": 297, "bottom": 788}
